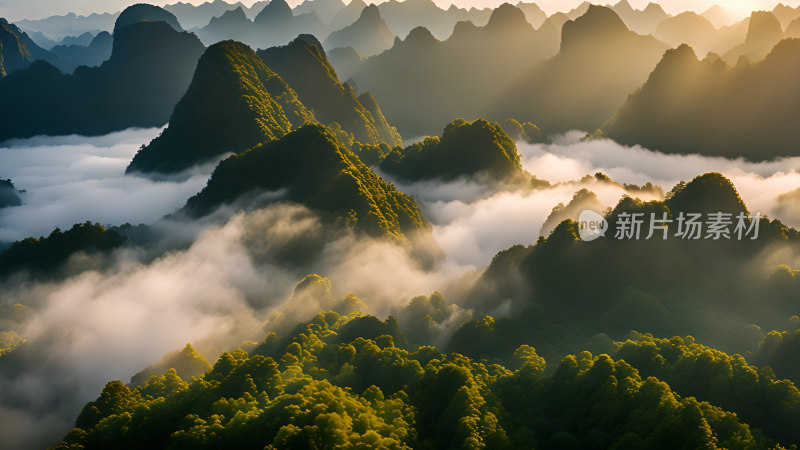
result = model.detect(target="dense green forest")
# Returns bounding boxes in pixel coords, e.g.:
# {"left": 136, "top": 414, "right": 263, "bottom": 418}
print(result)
{"left": 52, "top": 311, "right": 799, "bottom": 449}
{"left": 182, "top": 124, "right": 434, "bottom": 250}
{"left": 0, "top": 222, "right": 126, "bottom": 279}
{"left": 379, "top": 118, "right": 528, "bottom": 183}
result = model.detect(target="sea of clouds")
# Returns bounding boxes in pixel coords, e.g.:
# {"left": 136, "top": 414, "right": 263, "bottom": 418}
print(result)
{"left": 2, "top": 128, "right": 800, "bottom": 448}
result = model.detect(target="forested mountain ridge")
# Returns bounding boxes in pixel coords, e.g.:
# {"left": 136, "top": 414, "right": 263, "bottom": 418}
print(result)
{"left": 182, "top": 124, "right": 434, "bottom": 250}
{"left": 466, "top": 172, "right": 800, "bottom": 362}
{"left": 379, "top": 118, "right": 531, "bottom": 183}
{"left": 258, "top": 34, "right": 401, "bottom": 148}
{"left": 126, "top": 40, "right": 313, "bottom": 174}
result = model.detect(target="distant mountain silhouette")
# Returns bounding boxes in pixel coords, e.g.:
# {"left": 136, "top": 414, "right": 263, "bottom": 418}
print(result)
{"left": 724, "top": 11, "right": 784, "bottom": 63}
{"left": 59, "top": 31, "right": 96, "bottom": 47}
{"left": 543, "top": 11, "right": 570, "bottom": 31}
{"left": 515, "top": 2, "right": 547, "bottom": 27}
{"left": 324, "top": 5, "right": 394, "bottom": 57}
{"left": 183, "top": 124, "right": 437, "bottom": 253}
{"left": 259, "top": 34, "right": 401, "bottom": 146}
{"left": 564, "top": 1, "right": 591, "bottom": 20}
{"left": 329, "top": 0, "right": 368, "bottom": 31}
{"left": 164, "top": 0, "right": 247, "bottom": 29}
{"left": 50, "top": 31, "right": 112, "bottom": 72}
{"left": 25, "top": 31, "right": 59, "bottom": 50}
{"left": 293, "top": 0, "right": 345, "bottom": 23}
{"left": 788, "top": 16, "right": 800, "bottom": 37}
{"left": 254, "top": 0, "right": 294, "bottom": 27}
{"left": 196, "top": 0, "right": 325, "bottom": 48}
{"left": 0, "top": 179, "right": 21, "bottom": 209}
{"left": 376, "top": 0, "right": 491, "bottom": 40}
{"left": 17, "top": 12, "right": 117, "bottom": 41}
{"left": 701, "top": 4, "right": 738, "bottom": 28}
{"left": 127, "top": 40, "right": 313, "bottom": 174}
{"left": 655, "top": 11, "right": 749, "bottom": 57}
{"left": 380, "top": 118, "right": 527, "bottom": 183}
{"left": 114, "top": 3, "right": 184, "bottom": 34}
{"left": 604, "top": 39, "right": 800, "bottom": 160}
{"left": 772, "top": 3, "right": 800, "bottom": 29}
{"left": 654, "top": 12, "right": 717, "bottom": 53}
{"left": 611, "top": 1, "right": 669, "bottom": 35}
{"left": 0, "top": 20, "right": 204, "bottom": 142}
{"left": 496, "top": 5, "right": 668, "bottom": 134}
{"left": 197, "top": 6, "right": 253, "bottom": 44}
{"left": 327, "top": 46, "right": 362, "bottom": 79}
{"left": 352, "top": 3, "right": 559, "bottom": 136}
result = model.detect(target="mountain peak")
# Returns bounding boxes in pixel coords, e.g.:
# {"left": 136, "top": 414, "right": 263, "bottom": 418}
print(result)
{"left": 561, "top": 5, "right": 628, "bottom": 50}
{"left": 643, "top": 2, "right": 666, "bottom": 14}
{"left": 360, "top": 3, "right": 381, "bottom": 21}
{"left": 323, "top": 3, "right": 394, "bottom": 57}
{"left": 486, "top": 3, "right": 529, "bottom": 30}
{"left": 746, "top": 11, "right": 783, "bottom": 46}
{"left": 259, "top": 35, "right": 400, "bottom": 146}
{"left": 665, "top": 173, "right": 748, "bottom": 215}
{"left": 404, "top": 26, "right": 437, "bottom": 45}
{"left": 126, "top": 40, "right": 313, "bottom": 174}
{"left": 254, "top": 0, "right": 293, "bottom": 25}
{"left": 114, "top": 4, "right": 182, "bottom": 34}
{"left": 613, "top": 0, "right": 634, "bottom": 14}
{"left": 292, "top": 33, "right": 325, "bottom": 51}
{"left": 380, "top": 118, "right": 524, "bottom": 182}
{"left": 221, "top": 6, "right": 247, "bottom": 21}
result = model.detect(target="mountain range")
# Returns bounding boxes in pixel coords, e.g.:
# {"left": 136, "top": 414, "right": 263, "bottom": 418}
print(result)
{"left": 496, "top": 5, "right": 668, "bottom": 134}
{"left": 604, "top": 38, "right": 800, "bottom": 160}
{"left": 195, "top": 0, "right": 326, "bottom": 48}
{"left": 48, "top": 31, "right": 112, "bottom": 71}
{"left": 350, "top": 3, "right": 559, "bottom": 136}
{"left": 0, "top": 7, "right": 205, "bottom": 142}
{"left": 128, "top": 33, "right": 400, "bottom": 174}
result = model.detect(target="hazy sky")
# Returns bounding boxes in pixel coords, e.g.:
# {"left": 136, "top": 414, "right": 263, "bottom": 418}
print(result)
{"left": 1, "top": 0, "right": 798, "bottom": 21}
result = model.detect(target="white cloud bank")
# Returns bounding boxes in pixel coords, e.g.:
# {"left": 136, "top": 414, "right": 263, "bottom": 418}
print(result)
{"left": 0, "top": 128, "right": 218, "bottom": 242}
